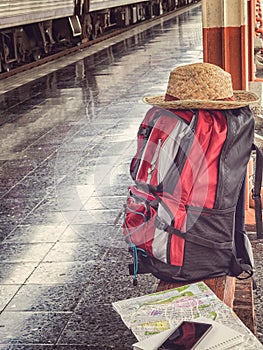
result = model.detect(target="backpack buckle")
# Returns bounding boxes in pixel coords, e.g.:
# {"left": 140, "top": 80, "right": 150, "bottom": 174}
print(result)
{"left": 154, "top": 216, "right": 168, "bottom": 231}
{"left": 252, "top": 188, "right": 261, "bottom": 200}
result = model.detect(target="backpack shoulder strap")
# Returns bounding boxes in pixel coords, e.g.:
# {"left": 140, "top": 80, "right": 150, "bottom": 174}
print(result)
{"left": 252, "top": 143, "right": 263, "bottom": 238}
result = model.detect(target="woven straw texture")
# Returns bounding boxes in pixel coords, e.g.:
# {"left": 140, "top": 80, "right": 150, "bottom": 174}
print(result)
{"left": 144, "top": 63, "right": 259, "bottom": 110}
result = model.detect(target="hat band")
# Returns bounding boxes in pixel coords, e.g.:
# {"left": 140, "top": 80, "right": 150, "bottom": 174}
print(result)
{"left": 164, "top": 93, "right": 236, "bottom": 102}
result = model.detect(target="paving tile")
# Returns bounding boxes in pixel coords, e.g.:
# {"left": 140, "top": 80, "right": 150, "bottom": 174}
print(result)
{"left": 0, "top": 285, "right": 21, "bottom": 311}
{"left": 58, "top": 223, "right": 117, "bottom": 245}
{"left": 0, "top": 164, "right": 36, "bottom": 180}
{"left": 0, "top": 198, "right": 40, "bottom": 218}
{"left": 37, "top": 195, "right": 85, "bottom": 212}
{"left": 4, "top": 224, "right": 67, "bottom": 243}
{"left": 0, "top": 225, "right": 17, "bottom": 242}
{"left": 48, "top": 347, "right": 105, "bottom": 350}
{"left": 5, "top": 183, "right": 49, "bottom": 200}
{"left": 25, "top": 261, "right": 97, "bottom": 284}
{"left": 70, "top": 208, "right": 120, "bottom": 225}
{"left": 56, "top": 306, "right": 134, "bottom": 348}
{"left": 5, "top": 284, "right": 85, "bottom": 312}
{"left": 82, "top": 195, "right": 126, "bottom": 210}
{"left": 0, "top": 311, "right": 71, "bottom": 345}
{"left": 55, "top": 184, "right": 95, "bottom": 201}
{"left": 0, "top": 243, "right": 53, "bottom": 263}
{"left": 0, "top": 214, "right": 18, "bottom": 227}
{"left": 21, "top": 210, "right": 72, "bottom": 226}
{"left": 0, "top": 263, "right": 39, "bottom": 284}
{"left": 42, "top": 241, "right": 102, "bottom": 262}
{"left": 0, "top": 346, "right": 54, "bottom": 350}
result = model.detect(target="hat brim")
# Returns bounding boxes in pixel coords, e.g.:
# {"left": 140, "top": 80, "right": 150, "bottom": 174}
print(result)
{"left": 143, "top": 90, "right": 259, "bottom": 110}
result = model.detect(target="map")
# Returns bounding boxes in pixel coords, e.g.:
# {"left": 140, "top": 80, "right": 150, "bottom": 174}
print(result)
{"left": 112, "top": 281, "right": 263, "bottom": 349}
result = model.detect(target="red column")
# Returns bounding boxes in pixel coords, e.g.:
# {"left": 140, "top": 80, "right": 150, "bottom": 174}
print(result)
{"left": 248, "top": 0, "right": 256, "bottom": 81}
{"left": 202, "top": 0, "right": 249, "bottom": 90}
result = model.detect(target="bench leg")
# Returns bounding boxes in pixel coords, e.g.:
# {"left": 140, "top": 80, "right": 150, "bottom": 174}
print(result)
{"left": 234, "top": 278, "right": 256, "bottom": 334}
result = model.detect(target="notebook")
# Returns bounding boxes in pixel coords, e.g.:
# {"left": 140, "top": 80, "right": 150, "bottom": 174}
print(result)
{"left": 195, "top": 318, "right": 245, "bottom": 350}
{"left": 132, "top": 318, "right": 244, "bottom": 350}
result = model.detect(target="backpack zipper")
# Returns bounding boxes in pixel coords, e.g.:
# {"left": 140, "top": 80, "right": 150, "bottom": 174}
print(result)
{"left": 132, "top": 111, "right": 162, "bottom": 180}
{"left": 214, "top": 112, "right": 236, "bottom": 209}
{"left": 147, "top": 138, "right": 162, "bottom": 183}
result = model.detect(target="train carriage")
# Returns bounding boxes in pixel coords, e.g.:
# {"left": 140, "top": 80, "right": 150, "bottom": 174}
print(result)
{"left": 0, "top": 0, "right": 198, "bottom": 72}
{"left": 0, "top": 0, "right": 75, "bottom": 28}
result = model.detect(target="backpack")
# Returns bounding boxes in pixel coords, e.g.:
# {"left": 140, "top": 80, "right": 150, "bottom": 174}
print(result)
{"left": 121, "top": 106, "right": 262, "bottom": 285}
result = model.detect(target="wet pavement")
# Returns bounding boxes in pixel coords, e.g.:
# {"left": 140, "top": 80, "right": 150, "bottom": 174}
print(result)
{"left": 0, "top": 3, "right": 262, "bottom": 349}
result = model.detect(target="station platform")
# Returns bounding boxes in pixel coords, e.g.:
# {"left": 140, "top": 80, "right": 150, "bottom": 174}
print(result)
{"left": 0, "top": 3, "right": 262, "bottom": 349}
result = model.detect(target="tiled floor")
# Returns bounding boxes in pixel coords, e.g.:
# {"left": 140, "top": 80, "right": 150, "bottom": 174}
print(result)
{"left": 0, "top": 3, "right": 261, "bottom": 349}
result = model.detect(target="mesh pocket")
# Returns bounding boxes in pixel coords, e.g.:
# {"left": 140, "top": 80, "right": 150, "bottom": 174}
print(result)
{"left": 122, "top": 187, "right": 158, "bottom": 254}
{"left": 181, "top": 207, "right": 235, "bottom": 280}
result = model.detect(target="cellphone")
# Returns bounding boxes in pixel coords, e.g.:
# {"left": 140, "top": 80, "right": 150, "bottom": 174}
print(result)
{"left": 158, "top": 321, "right": 212, "bottom": 350}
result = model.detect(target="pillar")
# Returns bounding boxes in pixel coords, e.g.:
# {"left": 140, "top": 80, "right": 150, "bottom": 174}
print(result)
{"left": 248, "top": 0, "right": 256, "bottom": 81}
{"left": 202, "top": 0, "right": 249, "bottom": 90}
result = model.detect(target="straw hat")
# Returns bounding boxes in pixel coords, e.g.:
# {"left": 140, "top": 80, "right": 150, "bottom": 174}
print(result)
{"left": 143, "top": 62, "right": 259, "bottom": 110}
